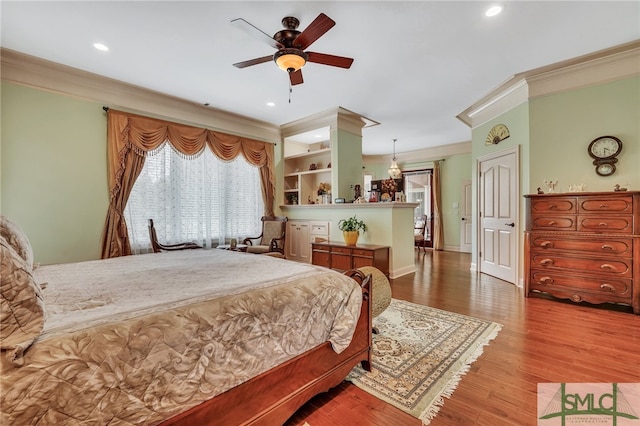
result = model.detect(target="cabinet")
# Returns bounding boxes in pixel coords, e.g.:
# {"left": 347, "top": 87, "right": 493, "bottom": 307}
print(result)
{"left": 286, "top": 220, "right": 330, "bottom": 263}
{"left": 311, "top": 242, "right": 390, "bottom": 277}
{"left": 284, "top": 148, "right": 332, "bottom": 205}
{"left": 524, "top": 191, "right": 639, "bottom": 314}
{"left": 286, "top": 221, "right": 310, "bottom": 263}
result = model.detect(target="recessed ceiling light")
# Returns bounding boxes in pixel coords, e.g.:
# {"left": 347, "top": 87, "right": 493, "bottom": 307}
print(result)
{"left": 93, "top": 43, "right": 109, "bottom": 51}
{"left": 266, "top": 102, "right": 275, "bottom": 107}
{"left": 485, "top": 5, "right": 504, "bottom": 17}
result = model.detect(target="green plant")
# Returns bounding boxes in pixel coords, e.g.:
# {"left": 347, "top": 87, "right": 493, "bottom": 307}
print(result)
{"left": 337, "top": 215, "right": 367, "bottom": 232}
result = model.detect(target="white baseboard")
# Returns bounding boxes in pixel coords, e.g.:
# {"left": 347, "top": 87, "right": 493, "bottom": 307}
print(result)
{"left": 470, "top": 262, "right": 477, "bottom": 272}
{"left": 390, "top": 264, "right": 416, "bottom": 279}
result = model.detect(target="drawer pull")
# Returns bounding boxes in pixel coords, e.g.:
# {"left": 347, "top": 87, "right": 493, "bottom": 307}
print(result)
{"left": 539, "top": 276, "right": 554, "bottom": 284}
{"left": 549, "top": 204, "right": 557, "bottom": 209}
{"left": 600, "top": 264, "right": 616, "bottom": 271}
{"left": 539, "top": 259, "right": 554, "bottom": 266}
{"left": 548, "top": 221, "right": 557, "bottom": 226}
{"left": 601, "top": 244, "right": 614, "bottom": 250}
{"left": 600, "top": 283, "right": 616, "bottom": 292}
{"left": 598, "top": 222, "right": 608, "bottom": 227}
{"left": 540, "top": 241, "right": 553, "bottom": 248}
{"left": 599, "top": 204, "right": 608, "bottom": 208}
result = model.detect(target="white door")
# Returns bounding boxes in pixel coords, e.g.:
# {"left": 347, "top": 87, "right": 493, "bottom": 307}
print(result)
{"left": 459, "top": 179, "right": 472, "bottom": 253}
{"left": 478, "top": 148, "right": 518, "bottom": 284}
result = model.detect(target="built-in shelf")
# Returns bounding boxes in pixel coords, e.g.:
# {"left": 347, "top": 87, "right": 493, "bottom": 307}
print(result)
{"left": 284, "top": 142, "right": 332, "bottom": 206}
{"left": 285, "top": 167, "right": 331, "bottom": 177}
{"left": 283, "top": 148, "right": 331, "bottom": 161}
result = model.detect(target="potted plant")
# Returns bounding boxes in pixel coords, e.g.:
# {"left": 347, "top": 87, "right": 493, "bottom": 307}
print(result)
{"left": 337, "top": 215, "right": 367, "bottom": 246}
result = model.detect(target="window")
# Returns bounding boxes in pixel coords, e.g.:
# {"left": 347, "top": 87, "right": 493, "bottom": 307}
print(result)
{"left": 124, "top": 142, "right": 263, "bottom": 252}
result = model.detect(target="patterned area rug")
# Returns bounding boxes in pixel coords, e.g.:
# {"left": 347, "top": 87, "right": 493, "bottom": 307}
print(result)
{"left": 346, "top": 299, "right": 502, "bottom": 424}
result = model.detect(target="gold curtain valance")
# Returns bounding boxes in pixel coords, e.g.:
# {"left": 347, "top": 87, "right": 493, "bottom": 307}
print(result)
{"left": 102, "top": 109, "right": 275, "bottom": 259}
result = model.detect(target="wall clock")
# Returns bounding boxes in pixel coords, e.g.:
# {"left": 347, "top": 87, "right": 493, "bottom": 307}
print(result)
{"left": 485, "top": 124, "right": 510, "bottom": 145}
{"left": 588, "top": 135, "right": 622, "bottom": 176}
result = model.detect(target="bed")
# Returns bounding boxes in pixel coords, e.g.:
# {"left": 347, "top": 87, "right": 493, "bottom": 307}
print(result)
{"left": 0, "top": 221, "right": 372, "bottom": 425}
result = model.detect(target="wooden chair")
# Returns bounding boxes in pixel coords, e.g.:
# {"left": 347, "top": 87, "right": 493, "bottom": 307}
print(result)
{"left": 148, "top": 219, "right": 203, "bottom": 253}
{"left": 242, "top": 216, "right": 288, "bottom": 255}
{"left": 414, "top": 215, "right": 427, "bottom": 252}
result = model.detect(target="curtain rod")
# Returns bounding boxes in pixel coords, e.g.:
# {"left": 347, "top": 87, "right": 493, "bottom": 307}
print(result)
{"left": 102, "top": 106, "right": 109, "bottom": 112}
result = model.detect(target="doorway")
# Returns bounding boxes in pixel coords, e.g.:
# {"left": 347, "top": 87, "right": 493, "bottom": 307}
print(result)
{"left": 403, "top": 169, "right": 433, "bottom": 248}
{"left": 477, "top": 146, "right": 519, "bottom": 284}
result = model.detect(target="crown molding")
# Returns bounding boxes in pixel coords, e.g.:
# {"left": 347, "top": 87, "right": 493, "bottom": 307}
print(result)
{"left": 457, "top": 40, "right": 640, "bottom": 129}
{"left": 280, "top": 106, "right": 379, "bottom": 139}
{"left": 363, "top": 140, "right": 471, "bottom": 165}
{"left": 0, "top": 48, "right": 281, "bottom": 142}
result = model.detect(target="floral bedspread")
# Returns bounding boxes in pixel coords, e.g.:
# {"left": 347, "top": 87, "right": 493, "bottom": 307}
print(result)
{"left": 0, "top": 250, "right": 362, "bottom": 425}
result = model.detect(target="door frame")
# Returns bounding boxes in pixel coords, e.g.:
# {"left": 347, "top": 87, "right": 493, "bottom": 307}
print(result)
{"left": 460, "top": 178, "right": 472, "bottom": 253}
{"left": 475, "top": 145, "right": 520, "bottom": 285}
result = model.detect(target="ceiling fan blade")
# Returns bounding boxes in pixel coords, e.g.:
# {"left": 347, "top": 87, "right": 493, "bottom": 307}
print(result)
{"left": 289, "top": 70, "right": 304, "bottom": 85}
{"left": 294, "top": 13, "right": 335, "bottom": 50}
{"left": 233, "top": 55, "right": 273, "bottom": 69}
{"left": 306, "top": 52, "right": 354, "bottom": 69}
{"left": 231, "top": 18, "right": 283, "bottom": 49}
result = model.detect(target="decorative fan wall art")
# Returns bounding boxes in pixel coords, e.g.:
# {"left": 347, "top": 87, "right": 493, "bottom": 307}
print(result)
{"left": 485, "top": 124, "right": 510, "bottom": 145}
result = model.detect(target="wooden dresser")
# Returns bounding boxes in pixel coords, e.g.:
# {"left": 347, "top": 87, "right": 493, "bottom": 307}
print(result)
{"left": 524, "top": 191, "right": 639, "bottom": 314}
{"left": 311, "top": 242, "right": 390, "bottom": 277}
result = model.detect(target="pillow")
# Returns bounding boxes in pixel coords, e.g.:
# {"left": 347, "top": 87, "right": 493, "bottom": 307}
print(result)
{"left": 0, "top": 236, "right": 45, "bottom": 366}
{"left": 0, "top": 215, "right": 34, "bottom": 270}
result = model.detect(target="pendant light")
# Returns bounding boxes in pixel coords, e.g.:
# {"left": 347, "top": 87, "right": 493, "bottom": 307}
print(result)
{"left": 388, "top": 138, "right": 401, "bottom": 179}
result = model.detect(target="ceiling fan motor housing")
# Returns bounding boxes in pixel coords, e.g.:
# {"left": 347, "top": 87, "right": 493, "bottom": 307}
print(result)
{"left": 274, "top": 48, "right": 308, "bottom": 73}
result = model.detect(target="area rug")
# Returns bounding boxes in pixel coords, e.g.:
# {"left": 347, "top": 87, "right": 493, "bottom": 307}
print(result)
{"left": 346, "top": 299, "right": 502, "bottom": 424}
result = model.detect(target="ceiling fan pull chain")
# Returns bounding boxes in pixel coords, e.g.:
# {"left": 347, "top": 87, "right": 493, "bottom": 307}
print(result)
{"left": 289, "top": 81, "right": 292, "bottom": 104}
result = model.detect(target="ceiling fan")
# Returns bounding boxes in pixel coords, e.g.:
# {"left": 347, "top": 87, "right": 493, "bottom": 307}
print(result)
{"left": 231, "top": 13, "right": 354, "bottom": 86}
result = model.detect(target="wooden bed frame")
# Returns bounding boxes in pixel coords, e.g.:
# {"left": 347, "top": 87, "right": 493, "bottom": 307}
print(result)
{"left": 162, "top": 270, "right": 373, "bottom": 426}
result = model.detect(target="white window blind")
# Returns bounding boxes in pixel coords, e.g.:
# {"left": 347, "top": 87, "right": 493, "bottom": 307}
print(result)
{"left": 124, "top": 142, "right": 263, "bottom": 252}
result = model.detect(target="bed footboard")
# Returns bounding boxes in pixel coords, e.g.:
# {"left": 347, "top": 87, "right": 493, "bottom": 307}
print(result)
{"left": 162, "top": 270, "right": 372, "bottom": 426}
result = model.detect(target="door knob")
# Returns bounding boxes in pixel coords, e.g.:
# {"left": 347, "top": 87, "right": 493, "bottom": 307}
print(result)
{"left": 505, "top": 222, "right": 515, "bottom": 227}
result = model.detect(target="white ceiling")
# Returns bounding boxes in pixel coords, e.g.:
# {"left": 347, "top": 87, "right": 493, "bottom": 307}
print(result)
{"left": 2, "top": 1, "right": 639, "bottom": 155}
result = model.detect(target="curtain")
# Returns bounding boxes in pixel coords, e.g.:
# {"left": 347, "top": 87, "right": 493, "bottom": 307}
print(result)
{"left": 432, "top": 160, "right": 445, "bottom": 250}
{"left": 101, "top": 109, "right": 275, "bottom": 259}
{"left": 124, "top": 144, "right": 263, "bottom": 252}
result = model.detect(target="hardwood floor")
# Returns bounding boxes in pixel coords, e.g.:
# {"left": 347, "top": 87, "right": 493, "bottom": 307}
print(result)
{"left": 285, "top": 249, "right": 640, "bottom": 425}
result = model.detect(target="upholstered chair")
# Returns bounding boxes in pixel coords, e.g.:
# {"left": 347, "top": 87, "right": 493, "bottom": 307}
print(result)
{"left": 242, "top": 216, "right": 288, "bottom": 255}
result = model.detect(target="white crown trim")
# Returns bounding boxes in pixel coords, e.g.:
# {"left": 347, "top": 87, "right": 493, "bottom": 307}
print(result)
{"left": 457, "top": 40, "right": 640, "bottom": 129}
{"left": 0, "top": 48, "right": 281, "bottom": 142}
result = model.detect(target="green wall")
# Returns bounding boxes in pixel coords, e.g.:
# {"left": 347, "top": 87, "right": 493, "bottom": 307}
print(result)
{"left": 332, "top": 128, "right": 364, "bottom": 200}
{"left": 530, "top": 76, "right": 640, "bottom": 192}
{"left": 1, "top": 82, "right": 109, "bottom": 264}
{"left": 469, "top": 76, "right": 640, "bottom": 281}
{"left": 363, "top": 151, "right": 472, "bottom": 251}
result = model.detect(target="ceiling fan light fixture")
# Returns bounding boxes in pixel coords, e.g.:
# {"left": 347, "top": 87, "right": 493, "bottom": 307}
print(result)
{"left": 274, "top": 49, "right": 307, "bottom": 73}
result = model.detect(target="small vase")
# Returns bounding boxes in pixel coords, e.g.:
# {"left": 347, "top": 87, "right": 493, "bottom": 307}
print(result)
{"left": 322, "top": 194, "right": 330, "bottom": 205}
{"left": 343, "top": 231, "right": 359, "bottom": 246}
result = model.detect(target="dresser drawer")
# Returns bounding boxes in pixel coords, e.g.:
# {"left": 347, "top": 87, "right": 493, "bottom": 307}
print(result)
{"left": 530, "top": 271, "right": 632, "bottom": 298}
{"left": 530, "top": 235, "right": 633, "bottom": 256}
{"left": 530, "top": 254, "right": 632, "bottom": 277}
{"left": 578, "top": 216, "right": 633, "bottom": 234}
{"left": 352, "top": 256, "right": 374, "bottom": 269}
{"left": 531, "top": 197, "right": 576, "bottom": 214}
{"left": 579, "top": 196, "right": 633, "bottom": 213}
{"left": 531, "top": 216, "right": 576, "bottom": 231}
{"left": 331, "top": 246, "right": 351, "bottom": 255}
{"left": 331, "top": 254, "right": 351, "bottom": 270}
{"left": 352, "top": 248, "right": 373, "bottom": 258}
